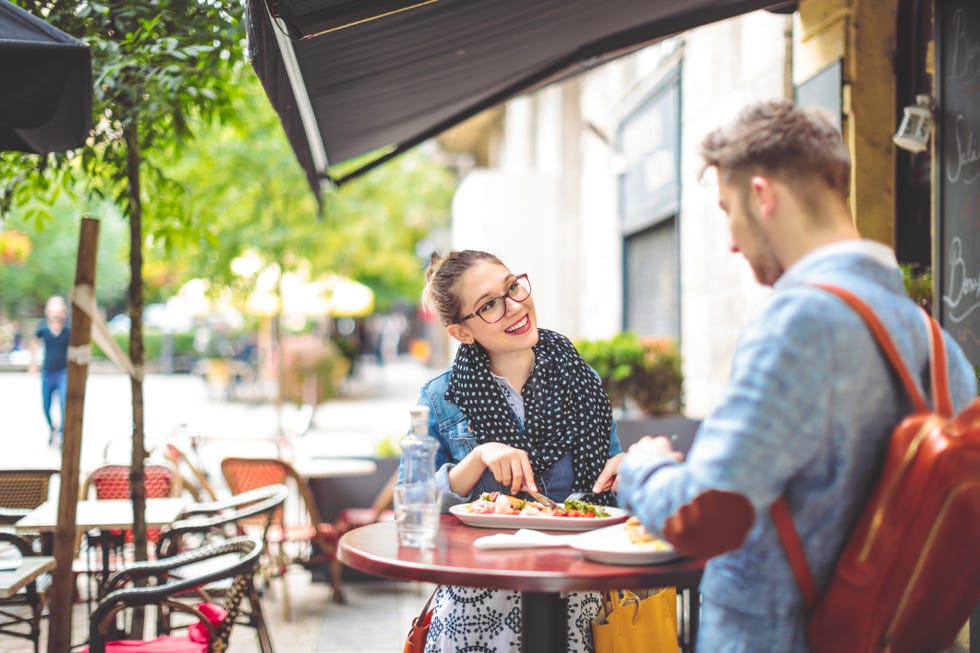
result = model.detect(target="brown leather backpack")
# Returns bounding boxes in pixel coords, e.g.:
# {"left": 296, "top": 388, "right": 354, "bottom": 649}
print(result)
{"left": 771, "top": 284, "right": 980, "bottom": 653}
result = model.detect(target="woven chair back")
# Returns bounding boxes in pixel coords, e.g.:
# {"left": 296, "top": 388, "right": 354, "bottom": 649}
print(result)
{"left": 0, "top": 469, "right": 56, "bottom": 510}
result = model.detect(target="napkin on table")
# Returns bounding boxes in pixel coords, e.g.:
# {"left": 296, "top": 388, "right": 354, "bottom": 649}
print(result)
{"left": 473, "top": 528, "right": 578, "bottom": 550}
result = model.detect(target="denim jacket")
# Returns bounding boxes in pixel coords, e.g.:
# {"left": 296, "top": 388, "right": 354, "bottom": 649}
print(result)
{"left": 413, "top": 366, "right": 623, "bottom": 511}
{"left": 618, "top": 241, "right": 977, "bottom": 651}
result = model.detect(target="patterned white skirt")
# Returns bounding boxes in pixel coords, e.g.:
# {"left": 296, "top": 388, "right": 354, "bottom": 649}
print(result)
{"left": 422, "top": 585, "right": 601, "bottom": 653}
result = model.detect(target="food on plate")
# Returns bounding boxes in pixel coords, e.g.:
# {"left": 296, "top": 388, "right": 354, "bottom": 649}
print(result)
{"left": 465, "top": 491, "right": 610, "bottom": 518}
{"left": 623, "top": 516, "right": 672, "bottom": 551}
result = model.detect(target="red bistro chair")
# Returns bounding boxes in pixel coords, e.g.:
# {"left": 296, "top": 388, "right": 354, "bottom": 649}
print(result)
{"left": 220, "top": 457, "right": 344, "bottom": 619}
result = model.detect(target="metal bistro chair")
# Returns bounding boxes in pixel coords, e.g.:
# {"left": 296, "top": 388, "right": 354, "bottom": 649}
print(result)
{"left": 333, "top": 469, "right": 397, "bottom": 534}
{"left": 0, "top": 533, "right": 48, "bottom": 653}
{"left": 164, "top": 443, "right": 219, "bottom": 503}
{"left": 0, "top": 469, "right": 57, "bottom": 526}
{"left": 81, "top": 463, "right": 177, "bottom": 544}
{"left": 156, "top": 484, "right": 289, "bottom": 653}
{"left": 220, "top": 457, "right": 344, "bottom": 620}
{"left": 76, "top": 464, "right": 177, "bottom": 603}
{"left": 80, "top": 535, "right": 263, "bottom": 653}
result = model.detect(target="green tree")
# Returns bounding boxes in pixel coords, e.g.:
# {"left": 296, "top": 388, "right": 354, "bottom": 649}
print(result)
{"left": 0, "top": 197, "right": 129, "bottom": 320}
{"left": 152, "top": 73, "right": 456, "bottom": 312}
{"left": 0, "top": 3, "right": 248, "bottom": 622}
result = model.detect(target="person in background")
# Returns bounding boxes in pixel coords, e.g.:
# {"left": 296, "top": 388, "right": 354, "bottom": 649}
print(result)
{"left": 411, "top": 249, "right": 625, "bottom": 653}
{"left": 30, "top": 296, "right": 70, "bottom": 446}
{"left": 616, "top": 100, "right": 977, "bottom": 651}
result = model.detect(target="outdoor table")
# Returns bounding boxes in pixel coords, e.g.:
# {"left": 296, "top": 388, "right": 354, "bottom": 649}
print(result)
{"left": 291, "top": 456, "right": 377, "bottom": 479}
{"left": 0, "top": 556, "right": 56, "bottom": 599}
{"left": 338, "top": 515, "right": 705, "bottom": 653}
{"left": 15, "top": 497, "right": 187, "bottom": 591}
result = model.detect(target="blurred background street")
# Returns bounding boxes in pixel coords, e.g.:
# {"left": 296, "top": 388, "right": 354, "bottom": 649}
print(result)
{"left": 0, "top": 356, "right": 437, "bottom": 652}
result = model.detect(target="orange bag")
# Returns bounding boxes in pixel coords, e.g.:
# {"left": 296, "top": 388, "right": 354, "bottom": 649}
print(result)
{"left": 772, "top": 284, "right": 980, "bottom": 653}
{"left": 403, "top": 587, "right": 436, "bottom": 653}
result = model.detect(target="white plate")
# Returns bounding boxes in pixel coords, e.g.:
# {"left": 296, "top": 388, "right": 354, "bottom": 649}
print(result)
{"left": 570, "top": 523, "right": 683, "bottom": 565}
{"left": 449, "top": 504, "right": 628, "bottom": 532}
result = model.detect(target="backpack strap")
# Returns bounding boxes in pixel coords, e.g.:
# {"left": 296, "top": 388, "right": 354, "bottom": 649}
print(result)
{"left": 810, "top": 283, "right": 931, "bottom": 413}
{"left": 924, "top": 310, "right": 953, "bottom": 418}
{"left": 771, "top": 282, "right": 945, "bottom": 612}
{"left": 771, "top": 497, "right": 819, "bottom": 611}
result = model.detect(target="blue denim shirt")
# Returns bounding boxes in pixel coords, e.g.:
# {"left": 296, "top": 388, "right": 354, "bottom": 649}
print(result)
{"left": 412, "top": 365, "right": 623, "bottom": 511}
{"left": 618, "top": 241, "right": 977, "bottom": 652}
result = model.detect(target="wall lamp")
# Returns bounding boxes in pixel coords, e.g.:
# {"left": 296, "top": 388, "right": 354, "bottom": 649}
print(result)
{"left": 893, "top": 94, "right": 934, "bottom": 153}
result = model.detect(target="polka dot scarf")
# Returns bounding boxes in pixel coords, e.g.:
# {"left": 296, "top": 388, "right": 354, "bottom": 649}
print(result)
{"left": 446, "top": 328, "right": 615, "bottom": 506}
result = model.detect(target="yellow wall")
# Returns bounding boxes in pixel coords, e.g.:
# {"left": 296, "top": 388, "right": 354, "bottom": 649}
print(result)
{"left": 795, "top": 0, "right": 898, "bottom": 246}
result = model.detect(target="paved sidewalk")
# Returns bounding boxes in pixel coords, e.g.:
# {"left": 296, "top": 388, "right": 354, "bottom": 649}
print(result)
{"left": 0, "top": 356, "right": 438, "bottom": 653}
{"left": 2, "top": 357, "right": 432, "bottom": 484}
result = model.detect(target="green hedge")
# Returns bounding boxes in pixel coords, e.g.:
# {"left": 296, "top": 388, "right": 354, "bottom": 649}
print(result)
{"left": 92, "top": 332, "right": 198, "bottom": 361}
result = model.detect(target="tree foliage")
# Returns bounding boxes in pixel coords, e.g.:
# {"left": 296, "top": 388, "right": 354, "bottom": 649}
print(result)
{"left": 1, "top": 0, "right": 247, "bottom": 226}
{"left": 150, "top": 73, "right": 456, "bottom": 312}
{"left": 0, "top": 0, "right": 250, "bottom": 596}
{"left": 0, "top": 197, "right": 129, "bottom": 319}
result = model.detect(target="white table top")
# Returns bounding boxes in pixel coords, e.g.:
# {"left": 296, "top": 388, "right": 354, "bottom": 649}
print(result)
{"left": 14, "top": 497, "right": 187, "bottom": 532}
{"left": 0, "top": 556, "right": 56, "bottom": 598}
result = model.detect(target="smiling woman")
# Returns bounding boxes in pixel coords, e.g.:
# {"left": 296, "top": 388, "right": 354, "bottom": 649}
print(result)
{"left": 404, "top": 248, "right": 628, "bottom": 652}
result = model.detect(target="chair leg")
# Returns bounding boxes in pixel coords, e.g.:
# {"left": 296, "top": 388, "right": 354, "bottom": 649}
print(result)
{"left": 330, "top": 557, "right": 344, "bottom": 604}
{"left": 249, "top": 584, "right": 276, "bottom": 653}
{"left": 277, "top": 544, "right": 291, "bottom": 622}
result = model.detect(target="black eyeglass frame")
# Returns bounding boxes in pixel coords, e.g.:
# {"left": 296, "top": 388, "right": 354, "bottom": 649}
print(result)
{"left": 459, "top": 273, "right": 532, "bottom": 324}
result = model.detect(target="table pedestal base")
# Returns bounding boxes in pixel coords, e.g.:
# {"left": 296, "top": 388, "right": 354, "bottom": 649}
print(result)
{"left": 522, "top": 591, "right": 567, "bottom": 653}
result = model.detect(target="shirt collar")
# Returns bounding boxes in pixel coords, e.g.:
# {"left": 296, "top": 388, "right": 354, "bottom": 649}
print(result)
{"left": 776, "top": 239, "right": 898, "bottom": 289}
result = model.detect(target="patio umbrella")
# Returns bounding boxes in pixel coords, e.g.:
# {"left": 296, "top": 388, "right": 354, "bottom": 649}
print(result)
{"left": 324, "top": 274, "right": 373, "bottom": 318}
{"left": 0, "top": 0, "right": 92, "bottom": 154}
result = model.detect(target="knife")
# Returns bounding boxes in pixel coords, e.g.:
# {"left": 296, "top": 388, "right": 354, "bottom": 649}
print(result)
{"left": 522, "top": 484, "right": 562, "bottom": 511}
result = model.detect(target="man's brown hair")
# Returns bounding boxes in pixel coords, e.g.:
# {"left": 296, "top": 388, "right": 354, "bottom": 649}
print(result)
{"left": 698, "top": 100, "right": 851, "bottom": 201}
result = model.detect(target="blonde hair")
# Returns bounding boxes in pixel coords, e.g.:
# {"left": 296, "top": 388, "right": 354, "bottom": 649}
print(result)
{"left": 422, "top": 250, "right": 504, "bottom": 325}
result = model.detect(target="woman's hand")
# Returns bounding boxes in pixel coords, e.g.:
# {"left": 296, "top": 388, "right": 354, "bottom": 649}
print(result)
{"left": 592, "top": 452, "right": 626, "bottom": 494}
{"left": 475, "top": 442, "right": 536, "bottom": 494}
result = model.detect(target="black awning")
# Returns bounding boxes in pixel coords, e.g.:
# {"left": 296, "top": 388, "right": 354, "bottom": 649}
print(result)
{"left": 245, "top": 0, "right": 794, "bottom": 195}
{"left": 0, "top": 0, "right": 92, "bottom": 154}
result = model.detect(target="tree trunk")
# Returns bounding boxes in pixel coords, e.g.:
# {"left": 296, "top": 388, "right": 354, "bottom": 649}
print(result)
{"left": 125, "top": 123, "right": 148, "bottom": 563}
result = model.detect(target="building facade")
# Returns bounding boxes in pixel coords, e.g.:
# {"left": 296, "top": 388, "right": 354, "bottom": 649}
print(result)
{"left": 439, "top": 0, "right": 979, "bottom": 429}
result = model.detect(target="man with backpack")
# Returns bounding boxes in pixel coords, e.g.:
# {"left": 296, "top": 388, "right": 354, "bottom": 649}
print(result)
{"left": 616, "top": 100, "right": 977, "bottom": 652}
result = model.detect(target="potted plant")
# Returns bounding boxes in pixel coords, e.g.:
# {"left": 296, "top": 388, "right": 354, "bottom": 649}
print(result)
{"left": 575, "top": 332, "right": 684, "bottom": 416}
{"left": 625, "top": 337, "right": 684, "bottom": 416}
{"left": 901, "top": 263, "right": 932, "bottom": 309}
{"left": 574, "top": 332, "right": 645, "bottom": 408}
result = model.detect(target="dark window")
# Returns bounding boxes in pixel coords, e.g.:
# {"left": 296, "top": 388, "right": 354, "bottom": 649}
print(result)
{"left": 624, "top": 219, "right": 679, "bottom": 338}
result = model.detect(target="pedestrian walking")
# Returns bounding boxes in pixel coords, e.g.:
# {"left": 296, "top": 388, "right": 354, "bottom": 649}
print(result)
{"left": 30, "top": 295, "right": 70, "bottom": 446}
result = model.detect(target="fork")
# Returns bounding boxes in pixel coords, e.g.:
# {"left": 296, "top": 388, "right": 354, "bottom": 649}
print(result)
{"left": 565, "top": 492, "right": 590, "bottom": 503}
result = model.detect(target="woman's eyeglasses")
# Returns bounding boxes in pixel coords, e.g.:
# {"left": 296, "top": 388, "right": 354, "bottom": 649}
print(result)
{"left": 460, "top": 274, "right": 531, "bottom": 324}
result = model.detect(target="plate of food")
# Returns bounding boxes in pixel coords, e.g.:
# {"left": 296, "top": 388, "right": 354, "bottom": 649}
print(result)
{"left": 570, "top": 517, "right": 682, "bottom": 565}
{"left": 450, "top": 492, "right": 628, "bottom": 531}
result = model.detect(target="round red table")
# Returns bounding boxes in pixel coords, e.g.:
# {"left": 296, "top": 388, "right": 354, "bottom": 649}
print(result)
{"left": 339, "top": 514, "right": 704, "bottom": 652}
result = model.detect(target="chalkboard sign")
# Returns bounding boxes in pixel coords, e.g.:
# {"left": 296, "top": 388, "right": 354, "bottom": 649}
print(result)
{"left": 937, "top": 0, "right": 980, "bottom": 363}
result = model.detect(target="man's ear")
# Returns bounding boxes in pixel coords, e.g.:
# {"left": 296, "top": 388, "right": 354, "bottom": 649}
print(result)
{"left": 749, "top": 175, "right": 777, "bottom": 220}
{"left": 447, "top": 323, "right": 475, "bottom": 345}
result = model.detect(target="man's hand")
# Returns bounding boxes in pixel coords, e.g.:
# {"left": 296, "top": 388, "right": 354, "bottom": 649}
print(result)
{"left": 628, "top": 435, "right": 684, "bottom": 462}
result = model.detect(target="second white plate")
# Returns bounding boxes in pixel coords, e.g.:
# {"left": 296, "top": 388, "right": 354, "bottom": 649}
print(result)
{"left": 570, "top": 523, "right": 683, "bottom": 565}
{"left": 449, "top": 504, "right": 628, "bottom": 531}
